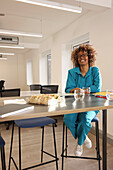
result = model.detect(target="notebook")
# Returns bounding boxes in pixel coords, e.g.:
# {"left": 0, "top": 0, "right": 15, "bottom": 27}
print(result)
{"left": 93, "top": 91, "right": 113, "bottom": 100}
{"left": 93, "top": 92, "right": 108, "bottom": 96}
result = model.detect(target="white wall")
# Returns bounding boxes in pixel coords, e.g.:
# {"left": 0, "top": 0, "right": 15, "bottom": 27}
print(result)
{"left": 40, "top": 8, "right": 113, "bottom": 137}
{"left": 0, "top": 54, "right": 26, "bottom": 90}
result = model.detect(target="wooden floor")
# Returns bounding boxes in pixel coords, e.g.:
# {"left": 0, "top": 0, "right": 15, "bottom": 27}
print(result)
{"left": 0, "top": 116, "right": 113, "bottom": 170}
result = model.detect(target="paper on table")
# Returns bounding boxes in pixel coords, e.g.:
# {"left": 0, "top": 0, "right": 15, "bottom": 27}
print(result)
{"left": 61, "top": 93, "right": 74, "bottom": 96}
{"left": 4, "top": 99, "right": 26, "bottom": 105}
{"left": 60, "top": 93, "right": 74, "bottom": 98}
{"left": 0, "top": 104, "right": 34, "bottom": 118}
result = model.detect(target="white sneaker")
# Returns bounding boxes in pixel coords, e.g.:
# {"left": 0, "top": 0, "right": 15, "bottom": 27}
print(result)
{"left": 74, "top": 144, "right": 83, "bottom": 156}
{"left": 84, "top": 136, "right": 92, "bottom": 149}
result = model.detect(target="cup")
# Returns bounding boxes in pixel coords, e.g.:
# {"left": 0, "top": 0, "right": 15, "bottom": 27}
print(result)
{"left": 106, "top": 90, "right": 113, "bottom": 100}
{"left": 74, "top": 90, "right": 77, "bottom": 100}
{"left": 74, "top": 89, "right": 85, "bottom": 100}
{"left": 82, "top": 87, "right": 90, "bottom": 95}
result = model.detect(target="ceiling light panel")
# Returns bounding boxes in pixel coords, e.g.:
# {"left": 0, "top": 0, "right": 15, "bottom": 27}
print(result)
{"left": 0, "top": 29, "right": 43, "bottom": 38}
{"left": 0, "top": 45, "right": 24, "bottom": 49}
{"left": 16, "top": 0, "right": 82, "bottom": 13}
{"left": 0, "top": 53, "right": 15, "bottom": 56}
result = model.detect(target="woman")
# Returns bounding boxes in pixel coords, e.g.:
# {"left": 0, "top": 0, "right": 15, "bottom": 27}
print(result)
{"left": 64, "top": 44, "right": 102, "bottom": 156}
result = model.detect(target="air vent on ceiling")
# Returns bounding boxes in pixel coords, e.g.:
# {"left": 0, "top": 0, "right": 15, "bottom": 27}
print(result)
{"left": 0, "top": 55, "right": 7, "bottom": 60}
{"left": 0, "top": 35, "right": 19, "bottom": 45}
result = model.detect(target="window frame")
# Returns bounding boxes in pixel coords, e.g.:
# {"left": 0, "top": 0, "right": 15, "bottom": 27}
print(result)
{"left": 47, "top": 54, "right": 51, "bottom": 85}
{"left": 26, "top": 58, "right": 33, "bottom": 86}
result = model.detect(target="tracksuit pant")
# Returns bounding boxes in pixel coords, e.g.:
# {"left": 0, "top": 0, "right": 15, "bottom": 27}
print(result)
{"left": 63, "top": 110, "right": 98, "bottom": 145}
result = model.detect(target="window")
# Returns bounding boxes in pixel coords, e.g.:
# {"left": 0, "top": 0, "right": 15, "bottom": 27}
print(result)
{"left": 26, "top": 58, "right": 33, "bottom": 85}
{"left": 73, "top": 40, "right": 89, "bottom": 50}
{"left": 47, "top": 54, "right": 51, "bottom": 85}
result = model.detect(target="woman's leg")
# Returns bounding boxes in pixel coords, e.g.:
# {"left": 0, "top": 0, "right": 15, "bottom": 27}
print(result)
{"left": 77, "top": 111, "right": 98, "bottom": 145}
{"left": 63, "top": 113, "right": 78, "bottom": 139}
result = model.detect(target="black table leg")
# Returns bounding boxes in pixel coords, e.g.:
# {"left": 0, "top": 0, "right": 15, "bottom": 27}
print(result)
{"left": 102, "top": 109, "right": 107, "bottom": 170}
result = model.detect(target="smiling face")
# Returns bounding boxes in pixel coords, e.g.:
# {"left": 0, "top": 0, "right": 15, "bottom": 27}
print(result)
{"left": 77, "top": 51, "right": 89, "bottom": 66}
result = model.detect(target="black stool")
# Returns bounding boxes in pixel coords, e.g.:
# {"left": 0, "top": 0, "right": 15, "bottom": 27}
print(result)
{"left": 8, "top": 117, "right": 58, "bottom": 170}
{"left": 61, "top": 116, "right": 101, "bottom": 170}
{"left": 0, "top": 136, "right": 6, "bottom": 170}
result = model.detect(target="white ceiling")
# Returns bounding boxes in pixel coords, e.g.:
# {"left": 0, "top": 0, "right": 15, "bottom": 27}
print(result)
{"left": 0, "top": 0, "right": 112, "bottom": 53}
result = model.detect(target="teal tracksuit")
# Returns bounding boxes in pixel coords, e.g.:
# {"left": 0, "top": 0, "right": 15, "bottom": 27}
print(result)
{"left": 63, "top": 66, "right": 102, "bottom": 145}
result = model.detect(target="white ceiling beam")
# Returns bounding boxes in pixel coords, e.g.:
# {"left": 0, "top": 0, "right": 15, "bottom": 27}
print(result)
{"left": 16, "top": 0, "right": 82, "bottom": 13}
{"left": 23, "top": 42, "right": 40, "bottom": 49}
{"left": 78, "top": 0, "right": 112, "bottom": 8}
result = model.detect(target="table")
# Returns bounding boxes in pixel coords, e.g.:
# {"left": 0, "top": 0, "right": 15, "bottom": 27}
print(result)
{"left": 0, "top": 95, "right": 113, "bottom": 170}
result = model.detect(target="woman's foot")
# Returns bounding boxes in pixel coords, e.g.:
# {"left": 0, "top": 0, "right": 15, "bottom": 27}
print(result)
{"left": 84, "top": 136, "right": 92, "bottom": 148}
{"left": 74, "top": 144, "right": 83, "bottom": 156}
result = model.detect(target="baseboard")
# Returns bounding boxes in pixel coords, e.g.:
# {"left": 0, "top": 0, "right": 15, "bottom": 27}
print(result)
{"left": 90, "top": 127, "right": 113, "bottom": 146}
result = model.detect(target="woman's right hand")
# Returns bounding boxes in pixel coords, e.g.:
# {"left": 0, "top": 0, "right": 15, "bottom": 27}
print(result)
{"left": 70, "top": 87, "right": 81, "bottom": 93}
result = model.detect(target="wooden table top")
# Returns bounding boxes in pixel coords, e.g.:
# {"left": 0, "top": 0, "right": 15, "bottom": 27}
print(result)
{"left": 0, "top": 95, "right": 113, "bottom": 122}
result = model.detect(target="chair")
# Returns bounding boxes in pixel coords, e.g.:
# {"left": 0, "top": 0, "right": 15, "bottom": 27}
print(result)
{"left": 30, "top": 84, "right": 41, "bottom": 91}
{"left": 40, "top": 85, "right": 59, "bottom": 94}
{"left": 8, "top": 117, "right": 58, "bottom": 170}
{"left": 1, "top": 88, "right": 20, "bottom": 130}
{"left": 0, "top": 80, "right": 5, "bottom": 97}
{"left": 1, "top": 88, "right": 20, "bottom": 97}
{"left": 40, "top": 85, "right": 59, "bottom": 127}
{"left": 61, "top": 116, "right": 101, "bottom": 170}
{"left": 0, "top": 80, "right": 5, "bottom": 89}
{"left": 0, "top": 136, "right": 6, "bottom": 170}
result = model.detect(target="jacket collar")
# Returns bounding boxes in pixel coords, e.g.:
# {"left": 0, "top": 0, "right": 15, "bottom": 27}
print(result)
{"left": 74, "top": 67, "right": 92, "bottom": 78}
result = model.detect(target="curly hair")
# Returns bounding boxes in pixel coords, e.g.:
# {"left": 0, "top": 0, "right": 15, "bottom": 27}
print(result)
{"left": 71, "top": 44, "right": 96, "bottom": 67}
